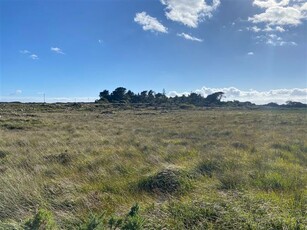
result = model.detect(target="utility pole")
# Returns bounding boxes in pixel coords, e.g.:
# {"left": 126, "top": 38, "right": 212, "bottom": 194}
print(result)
{"left": 43, "top": 93, "right": 45, "bottom": 103}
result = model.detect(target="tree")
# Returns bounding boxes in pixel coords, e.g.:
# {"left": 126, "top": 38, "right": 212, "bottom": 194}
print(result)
{"left": 205, "top": 92, "right": 224, "bottom": 104}
{"left": 110, "top": 87, "right": 127, "bottom": 102}
{"left": 99, "top": 90, "right": 110, "bottom": 101}
{"left": 126, "top": 90, "right": 135, "bottom": 103}
{"left": 188, "top": 93, "right": 203, "bottom": 105}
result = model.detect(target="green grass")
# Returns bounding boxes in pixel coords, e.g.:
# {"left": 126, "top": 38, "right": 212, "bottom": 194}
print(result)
{"left": 0, "top": 103, "right": 306, "bottom": 229}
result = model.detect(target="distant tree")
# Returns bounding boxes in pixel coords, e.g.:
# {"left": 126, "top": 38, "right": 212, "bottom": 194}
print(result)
{"left": 264, "top": 102, "right": 279, "bottom": 107}
{"left": 188, "top": 93, "right": 203, "bottom": 105}
{"left": 155, "top": 93, "right": 167, "bottom": 104}
{"left": 110, "top": 87, "right": 127, "bottom": 102}
{"left": 139, "top": 91, "right": 148, "bottom": 103}
{"left": 99, "top": 90, "right": 110, "bottom": 101}
{"left": 126, "top": 90, "right": 135, "bottom": 103}
{"left": 285, "top": 101, "right": 306, "bottom": 108}
{"left": 205, "top": 92, "right": 224, "bottom": 104}
{"left": 148, "top": 90, "right": 155, "bottom": 103}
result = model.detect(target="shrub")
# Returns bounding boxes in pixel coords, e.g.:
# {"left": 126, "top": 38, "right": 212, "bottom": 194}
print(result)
{"left": 121, "top": 204, "right": 145, "bottom": 230}
{"left": 138, "top": 169, "right": 191, "bottom": 195}
{"left": 78, "top": 213, "right": 105, "bottom": 230}
{"left": 0, "top": 151, "right": 8, "bottom": 158}
{"left": 24, "top": 209, "right": 57, "bottom": 230}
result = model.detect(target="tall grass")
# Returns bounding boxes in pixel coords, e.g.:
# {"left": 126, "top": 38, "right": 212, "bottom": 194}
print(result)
{"left": 0, "top": 104, "right": 306, "bottom": 228}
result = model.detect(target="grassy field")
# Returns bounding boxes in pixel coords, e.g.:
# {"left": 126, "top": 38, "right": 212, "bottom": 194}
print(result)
{"left": 0, "top": 103, "right": 306, "bottom": 229}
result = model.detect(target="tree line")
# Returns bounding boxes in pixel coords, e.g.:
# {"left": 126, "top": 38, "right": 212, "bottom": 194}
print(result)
{"left": 96, "top": 87, "right": 225, "bottom": 106}
{"left": 95, "top": 87, "right": 307, "bottom": 108}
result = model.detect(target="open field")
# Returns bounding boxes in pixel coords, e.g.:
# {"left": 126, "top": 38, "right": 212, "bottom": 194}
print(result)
{"left": 0, "top": 103, "right": 306, "bottom": 229}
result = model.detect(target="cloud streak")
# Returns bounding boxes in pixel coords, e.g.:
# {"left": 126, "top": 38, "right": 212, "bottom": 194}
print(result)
{"left": 51, "top": 47, "right": 65, "bottom": 54}
{"left": 20, "top": 50, "right": 39, "bottom": 60}
{"left": 29, "top": 54, "right": 39, "bottom": 60}
{"left": 134, "top": 12, "right": 168, "bottom": 33}
{"left": 177, "top": 33, "right": 203, "bottom": 42}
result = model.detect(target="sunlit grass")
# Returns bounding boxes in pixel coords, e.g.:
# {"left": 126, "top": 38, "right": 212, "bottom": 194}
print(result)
{"left": 0, "top": 104, "right": 306, "bottom": 229}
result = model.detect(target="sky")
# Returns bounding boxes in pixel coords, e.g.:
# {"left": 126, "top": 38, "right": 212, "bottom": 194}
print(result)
{"left": 0, "top": 0, "right": 306, "bottom": 104}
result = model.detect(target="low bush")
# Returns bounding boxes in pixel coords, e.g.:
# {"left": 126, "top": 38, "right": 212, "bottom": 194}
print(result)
{"left": 138, "top": 169, "right": 191, "bottom": 195}
{"left": 24, "top": 209, "right": 57, "bottom": 230}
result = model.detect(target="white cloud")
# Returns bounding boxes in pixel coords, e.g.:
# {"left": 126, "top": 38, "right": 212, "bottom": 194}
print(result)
{"left": 247, "top": 52, "right": 254, "bottom": 55}
{"left": 263, "top": 25, "right": 286, "bottom": 32}
{"left": 9, "top": 90, "right": 23, "bottom": 96}
{"left": 256, "top": 33, "right": 297, "bottom": 46}
{"left": 29, "top": 54, "right": 39, "bottom": 60}
{"left": 51, "top": 47, "right": 65, "bottom": 54}
{"left": 161, "top": 0, "right": 220, "bottom": 28}
{"left": 168, "top": 86, "right": 307, "bottom": 104}
{"left": 134, "top": 12, "right": 168, "bottom": 33}
{"left": 19, "top": 50, "right": 30, "bottom": 54}
{"left": 249, "top": 0, "right": 307, "bottom": 26}
{"left": 177, "top": 33, "right": 203, "bottom": 42}
{"left": 247, "top": 26, "right": 262, "bottom": 32}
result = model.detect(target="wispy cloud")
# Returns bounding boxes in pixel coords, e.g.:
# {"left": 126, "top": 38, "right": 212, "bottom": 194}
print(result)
{"left": 247, "top": 52, "right": 254, "bottom": 55}
{"left": 98, "top": 39, "right": 103, "bottom": 44}
{"left": 134, "top": 12, "right": 168, "bottom": 33}
{"left": 9, "top": 89, "right": 22, "bottom": 96}
{"left": 161, "top": 0, "right": 220, "bottom": 28}
{"left": 19, "top": 50, "right": 31, "bottom": 54}
{"left": 168, "top": 86, "right": 307, "bottom": 104}
{"left": 177, "top": 33, "right": 203, "bottom": 42}
{"left": 51, "top": 47, "right": 65, "bottom": 54}
{"left": 19, "top": 50, "right": 39, "bottom": 60}
{"left": 29, "top": 54, "right": 39, "bottom": 60}
{"left": 256, "top": 34, "right": 297, "bottom": 46}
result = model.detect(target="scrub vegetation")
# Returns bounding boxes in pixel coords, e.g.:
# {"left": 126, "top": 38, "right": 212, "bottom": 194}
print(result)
{"left": 0, "top": 103, "right": 306, "bottom": 229}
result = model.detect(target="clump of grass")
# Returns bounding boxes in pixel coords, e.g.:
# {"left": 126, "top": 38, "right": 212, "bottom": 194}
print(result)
{"left": 0, "top": 151, "right": 8, "bottom": 158}
{"left": 79, "top": 204, "right": 145, "bottom": 230}
{"left": 138, "top": 169, "right": 191, "bottom": 195}
{"left": 197, "top": 158, "right": 221, "bottom": 177}
{"left": 1, "top": 123, "right": 25, "bottom": 130}
{"left": 218, "top": 169, "right": 248, "bottom": 190}
{"left": 271, "top": 143, "right": 292, "bottom": 152}
{"left": 232, "top": 142, "right": 249, "bottom": 150}
{"left": 24, "top": 209, "right": 57, "bottom": 230}
{"left": 78, "top": 213, "right": 105, "bottom": 230}
{"left": 168, "top": 202, "right": 220, "bottom": 229}
{"left": 44, "top": 151, "right": 72, "bottom": 165}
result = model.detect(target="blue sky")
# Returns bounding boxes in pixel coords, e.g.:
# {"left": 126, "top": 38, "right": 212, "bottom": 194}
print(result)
{"left": 1, "top": 0, "right": 306, "bottom": 104}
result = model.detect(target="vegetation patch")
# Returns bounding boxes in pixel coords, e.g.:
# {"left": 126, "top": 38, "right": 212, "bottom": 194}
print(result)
{"left": 197, "top": 158, "right": 221, "bottom": 177}
{"left": 24, "top": 209, "right": 57, "bottom": 230}
{"left": 0, "top": 105, "right": 306, "bottom": 229}
{"left": 44, "top": 151, "right": 72, "bottom": 165}
{"left": 138, "top": 169, "right": 191, "bottom": 195}
{"left": 78, "top": 204, "right": 145, "bottom": 230}
{"left": 0, "top": 151, "right": 8, "bottom": 158}
{"left": 232, "top": 142, "right": 249, "bottom": 150}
